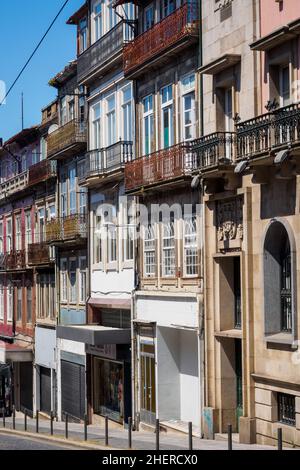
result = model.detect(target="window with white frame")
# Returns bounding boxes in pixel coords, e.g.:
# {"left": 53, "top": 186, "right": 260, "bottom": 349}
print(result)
{"left": 143, "top": 95, "right": 154, "bottom": 156}
{"left": 49, "top": 273, "right": 55, "bottom": 320}
{"left": 94, "top": 214, "right": 103, "bottom": 264}
{"left": 93, "top": 0, "right": 103, "bottom": 42}
{"left": 17, "top": 286, "right": 22, "bottom": 322}
{"left": 181, "top": 74, "right": 196, "bottom": 141}
{"left": 15, "top": 216, "right": 22, "bottom": 250}
{"left": 6, "top": 219, "right": 12, "bottom": 253}
{"left": 69, "top": 258, "right": 77, "bottom": 303}
{"left": 27, "top": 285, "right": 32, "bottom": 324}
{"left": 0, "top": 284, "right": 3, "bottom": 321}
{"left": 280, "top": 65, "right": 291, "bottom": 107}
{"left": 61, "top": 174, "right": 67, "bottom": 218}
{"left": 107, "top": 225, "right": 117, "bottom": 263}
{"left": 107, "top": 0, "right": 117, "bottom": 30}
{"left": 124, "top": 3, "right": 134, "bottom": 40}
{"left": 162, "top": 219, "right": 176, "bottom": 277}
{"left": 79, "top": 17, "right": 87, "bottom": 53}
{"left": 25, "top": 212, "right": 32, "bottom": 248}
{"left": 60, "top": 258, "right": 68, "bottom": 302}
{"left": 7, "top": 282, "right": 13, "bottom": 322}
{"left": 79, "top": 257, "right": 87, "bottom": 303}
{"left": 91, "top": 102, "right": 101, "bottom": 150}
{"left": 122, "top": 86, "right": 132, "bottom": 142}
{"left": 69, "top": 166, "right": 77, "bottom": 215}
{"left": 160, "top": 85, "right": 173, "bottom": 149}
{"left": 60, "top": 97, "right": 67, "bottom": 125}
{"left": 184, "top": 216, "right": 198, "bottom": 277}
{"left": 123, "top": 199, "right": 134, "bottom": 262}
{"left": 106, "top": 94, "right": 116, "bottom": 146}
{"left": 47, "top": 204, "right": 56, "bottom": 221}
{"left": 40, "top": 137, "right": 47, "bottom": 160}
{"left": 37, "top": 208, "right": 45, "bottom": 243}
{"left": 79, "top": 188, "right": 87, "bottom": 215}
{"left": 37, "top": 273, "right": 55, "bottom": 320}
{"left": 144, "top": 224, "right": 156, "bottom": 277}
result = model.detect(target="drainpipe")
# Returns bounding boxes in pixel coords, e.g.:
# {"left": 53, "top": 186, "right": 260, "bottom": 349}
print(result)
{"left": 198, "top": 0, "right": 204, "bottom": 136}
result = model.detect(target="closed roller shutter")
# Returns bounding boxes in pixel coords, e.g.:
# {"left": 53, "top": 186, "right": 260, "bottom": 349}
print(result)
{"left": 20, "top": 362, "right": 33, "bottom": 415}
{"left": 61, "top": 360, "right": 85, "bottom": 422}
{"left": 40, "top": 367, "right": 51, "bottom": 413}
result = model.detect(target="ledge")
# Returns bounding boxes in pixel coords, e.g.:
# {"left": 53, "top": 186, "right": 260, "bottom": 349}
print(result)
{"left": 199, "top": 54, "right": 241, "bottom": 75}
{"left": 250, "top": 18, "right": 300, "bottom": 52}
{"left": 214, "top": 329, "right": 242, "bottom": 339}
{"left": 264, "top": 332, "right": 296, "bottom": 347}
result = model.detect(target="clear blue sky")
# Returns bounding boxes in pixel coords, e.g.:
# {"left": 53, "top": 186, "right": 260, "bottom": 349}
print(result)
{"left": 0, "top": 0, "right": 84, "bottom": 142}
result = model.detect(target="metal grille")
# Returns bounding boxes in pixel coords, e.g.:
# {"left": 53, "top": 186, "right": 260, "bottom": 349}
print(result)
{"left": 281, "top": 253, "right": 292, "bottom": 332}
{"left": 278, "top": 393, "right": 295, "bottom": 426}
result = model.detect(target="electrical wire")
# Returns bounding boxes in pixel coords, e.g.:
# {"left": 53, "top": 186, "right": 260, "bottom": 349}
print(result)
{"left": 0, "top": 0, "right": 71, "bottom": 107}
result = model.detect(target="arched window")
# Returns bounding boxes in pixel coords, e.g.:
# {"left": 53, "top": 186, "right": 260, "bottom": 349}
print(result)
{"left": 263, "top": 220, "right": 295, "bottom": 337}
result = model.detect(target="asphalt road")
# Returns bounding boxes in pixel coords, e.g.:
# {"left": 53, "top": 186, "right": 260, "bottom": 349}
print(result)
{"left": 0, "top": 432, "right": 79, "bottom": 450}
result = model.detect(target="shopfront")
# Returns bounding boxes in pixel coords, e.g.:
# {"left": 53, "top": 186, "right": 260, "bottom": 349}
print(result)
{"left": 0, "top": 363, "right": 12, "bottom": 415}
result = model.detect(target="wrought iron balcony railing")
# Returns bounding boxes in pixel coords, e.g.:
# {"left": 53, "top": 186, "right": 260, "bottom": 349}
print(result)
{"left": 0, "top": 250, "right": 26, "bottom": 271}
{"left": 236, "top": 102, "right": 300, "bottom": 160}
{"left": 81, "top": 141, "right": 133, "bottom": 182}
{"left": 125, "top": 142, "right": 194, "bottom": 192}
{"left": 45, "top": 214, "right": 87, "bottom": 243}
{"left": 78, "top": 20, "right": 134, "bottom": 84}
{"left": 192, "top": 132, "right": 236, "bottom": 169}
{"left": 47, "top": 119, "right": 86, "bottom": 159}
{"left": 0, "top": 171, "right": 28, "bottom": 201}
{"left": 123, "top": 2, "right": 198, "bottom": 77}
{"left": 27, "top": 242, "right": 53, "bottom": 265}
{"left": 28, "top": 159, "right": 57, "bottom": 186}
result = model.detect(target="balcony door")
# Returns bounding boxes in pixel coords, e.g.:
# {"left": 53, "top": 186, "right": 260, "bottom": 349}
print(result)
{"left": 224, "top": 87, "right": 233, "bottom": 160}
{"left": 160, "top": 85, "right": 173, "bottom": 150}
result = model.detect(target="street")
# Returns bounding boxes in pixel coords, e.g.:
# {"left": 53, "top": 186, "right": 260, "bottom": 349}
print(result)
{"left": 0, "top": 432, "right": 80, "bottom": 450}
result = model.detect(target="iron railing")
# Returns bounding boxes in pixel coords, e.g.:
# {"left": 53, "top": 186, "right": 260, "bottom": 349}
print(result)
{"left": 125, "top": 142, "right": 194, "bottom": 191}
{"left": 192, "top": 132, "right": 236, "bottom": 169}
{"left": 28, "top": 160, "right": 57, "bottom": 186}
{"left": 47, "top": 119, "right": 86, "bottom": 158}
{"left": 78, "top": 20, "right": 134, "bottom": 83}
{"left": 123, "top": 2, "right": 198, "bottom": 76}
{"left": 0, "top": 250, "right": 26, "bottom": 270}
{"left": 45, "top": 214, "right": 87, "bottom": 243}
{"left": 83, "top": 141, "right": 133, "bottom": 180}
{"left": 27, "top": 242, "right": 52, "bottom": 265}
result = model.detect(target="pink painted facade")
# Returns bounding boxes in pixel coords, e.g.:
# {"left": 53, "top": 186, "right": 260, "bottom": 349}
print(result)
{"left": 259, "top": 0, "right": 300, "bottom": 109}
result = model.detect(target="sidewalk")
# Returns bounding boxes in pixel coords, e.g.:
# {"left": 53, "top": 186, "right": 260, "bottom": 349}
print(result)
{"left": 0, "top": 413, "right": 285, "bottom": 450}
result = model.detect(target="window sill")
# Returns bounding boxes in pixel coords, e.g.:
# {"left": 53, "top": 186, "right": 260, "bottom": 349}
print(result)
{"left": 264, "top": 332, "right": 296, "bottom": 347}
{"left": 215, "top": 329, "right": 242, "bottom": 339}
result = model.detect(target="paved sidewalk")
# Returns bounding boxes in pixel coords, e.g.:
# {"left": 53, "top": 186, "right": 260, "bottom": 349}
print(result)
{"left": 0, "top": 413, "right": 284, "bottom": 450}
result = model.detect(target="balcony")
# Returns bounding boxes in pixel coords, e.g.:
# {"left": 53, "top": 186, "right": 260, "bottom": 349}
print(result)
{"left": 0, "top": 250, "right": 26, "bottom": 271}
{"left": 236, "top": 103, "right": 300, "bottom": 161}
{"left": 192, "top": 132, "right": 236, "bottom": 172}
{"left": 46, "top": 214, "right": 87, "bottom": 244}
{"left": 0, "top": 171, "right": 28, "bottom": 201}
{"left": 80, "top": 141, "right": 133, "bottom": 185}
{"left": 28, "top": 159, "right": 57, "bottom": 186}
{"left": 27, "top": 242, "right": 53, "bottom": 266}
{"left": 124, "top": 142, "right": 194, "bottom": 192}
{"left": 47, "top": 119, "right": 86, "bottom": 159}
{"left": 78, "top": 20, "right": 134, "bottom": 85}
{"left": 123, "top": 2, "right": 199, "bottom": 78}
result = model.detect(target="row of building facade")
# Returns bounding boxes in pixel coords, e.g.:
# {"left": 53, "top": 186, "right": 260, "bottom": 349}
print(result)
{"left": 1, "top": 0, "right": 300, "bottom": 447}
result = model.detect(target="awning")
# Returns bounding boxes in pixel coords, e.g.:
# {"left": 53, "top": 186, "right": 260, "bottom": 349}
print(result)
{"left": 250, "top": 18, "right": 300, "bottom": 51}
{"left": 0, "top": 342, "right": 33, "bottom": 364}
{"left": 57, "top": 325, "right": 131, "bottom": 345}
{"left": 199, "top": 54, "right": 241, "bottom": 75}
{"left": 88, "top": 297, "right": 131, "bottom": 310}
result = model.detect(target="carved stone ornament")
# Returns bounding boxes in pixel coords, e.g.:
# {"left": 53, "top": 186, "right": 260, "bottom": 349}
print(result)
{"left": 217, "top": 197, "right": 243, "bottom": 242}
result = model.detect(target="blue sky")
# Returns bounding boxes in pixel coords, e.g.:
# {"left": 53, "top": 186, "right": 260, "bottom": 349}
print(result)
{"left": 0, "top": 0, "right": 84, "bottom": 142}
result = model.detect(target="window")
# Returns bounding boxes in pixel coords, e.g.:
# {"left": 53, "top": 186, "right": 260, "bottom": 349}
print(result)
{"left": 92, "top": 103, "right": 101, "bottom": 150}
{"left": 48, "top": 205, "right": 56, "bottom": 221}
{"left": 37, "top": 208, "right": 45, "bottom": 243}
{"left": 6, "top": 219, "right": 12, "bottom": 253}
{"left": 94, "top": 214, "right": 103, "bottom": 264}
{"left": 181, "top": 74, "right": 196, "bottom": 141}
{"left": 93, "top": 1, "right": 103, "bottom": 42}
{"left": 225, "top": 87, "right": 233, "bottom": 132}
{"left": 160, "top": 0, "right": 176, "bottom": 19}
{"left": 79, "top": 188, "right": 87, "bottom": 215}
{"left": 27, "top": 285, "right": 32, "bottom": 324}
{"left": 124, "top": 3, "right": 134, "bottom": 39}
{"left": 69, "top": 258, "right": 77, "bottom": 303}
{"left": 124, "top": 200, "right": 134, "bottom": 262}
{"left": 16, "top": 216, "right": 22, "bottom": 250}
{"left": 184, "top": 216, "right": 198, "bottom": 277}
{"left": 69, "top": 166, "right": 77, "bottom": 215}
{"left": 49, "top": 273, "right": 55, "bottom": 320}
{"left": 107, "top": 225, "right": 117, "bottom": 263}
{"left": 106, "top": 94, "right": 116, "bottom": 146}
{"left": 60, "top": 259, "right": 68, "bottom": 302}
{"left": 40, "top": 137, "right": 47, "bottom": 160}
{"left": 144, "top": 4, "right": 154, "bottom": 31}
{"left": 37, "top": 273, "right": 55, "bottom": 320}
{"left": 69, "top": 99, "right": 75, "bottom": 121}
{"left": 7, "top": 283, "right": 13, "bottom": 322}
{"left": 122, "top": 86, "right": 132, "bottom": 142}
{"left": 60, "top": 97, "right": 67, "bottom": 125}
{"left": 143, "top": 95, "right": 154, "bottom": 156}
{"left": 280, "top": 65, "right": 290, "bottom": 107}
{"left": 107, "top": 0, "right": 117, "bottom": 30}
{"left": 281, "top": 242, "right": 292, "bottom": 332}
{"left": 79, "top": 17, "right": 87, "bottom": 53}
{"left": 79, "top": 257, "right": 87, "bottom": 303}
{"left": 61, "top": 174, "right": 67, "bottom": 218}
{"left": 25, "top": 212, "right": 31, "bottom": 247}
{"left": 144, "top": 224, "right": 156, "bottom": 277}
{"left": 278, "top": 393, "right": 295, "bottom": 426}
{"left": 17, "top": 287, "right": 22, "bottom": 323}
{"left": 161, "top": 85, "right": 173, "bottom": 149}
{"left": 0, "top": 283, "right": 4, "bottom": 321}
{"left": 162, "top": 220, "right": 176, "bottom": 277}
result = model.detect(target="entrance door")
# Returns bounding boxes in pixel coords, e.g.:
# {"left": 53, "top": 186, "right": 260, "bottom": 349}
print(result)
{"left": 235, "top": 339, "right": 243, "bottom": 430}
{"left": 40, "top": 367, "right": 51, "bottom": 414}
{"left": 140, "top": 343, "right": 156, "bottom": 425}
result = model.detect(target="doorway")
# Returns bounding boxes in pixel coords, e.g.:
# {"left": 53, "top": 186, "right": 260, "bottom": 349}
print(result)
{"left": 140, "top": 343, "right": 156, "bottom": 425}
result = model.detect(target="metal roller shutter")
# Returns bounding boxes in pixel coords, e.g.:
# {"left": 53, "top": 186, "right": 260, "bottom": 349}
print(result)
{"left": 20, "top": 362, "right": 33, "bottom": 415}
{"left": 61, "top": 360, "right": 85, "bottom": 422}
{"left": 40, "top": 367, "right": 51, "bottom": 413}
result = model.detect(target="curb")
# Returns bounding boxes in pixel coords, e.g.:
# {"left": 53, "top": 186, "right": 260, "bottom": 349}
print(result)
{"left": 0, "top": 428, "right": 120, "bottom": 451}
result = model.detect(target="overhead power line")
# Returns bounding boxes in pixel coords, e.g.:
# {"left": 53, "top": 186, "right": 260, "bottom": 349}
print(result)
{"left": 0, "top": 0, "right": 71, "bottom": 107}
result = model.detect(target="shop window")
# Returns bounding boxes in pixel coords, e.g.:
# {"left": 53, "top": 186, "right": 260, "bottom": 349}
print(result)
{"left": 93, "top": 358, "right": 124, "bottom": 423}
{"left": 101, "top": 309, "right": 130, "bottom": 328}
{"left": 263, "top": 220, "right": 295, "bottom": 337}
{"left": 278, "top": 393, "right": 295, "bottom": 426}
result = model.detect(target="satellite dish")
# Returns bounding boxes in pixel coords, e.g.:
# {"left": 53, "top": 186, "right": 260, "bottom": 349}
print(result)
{"left": 48, "top": 124, "right": 58, "bottom": 134}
